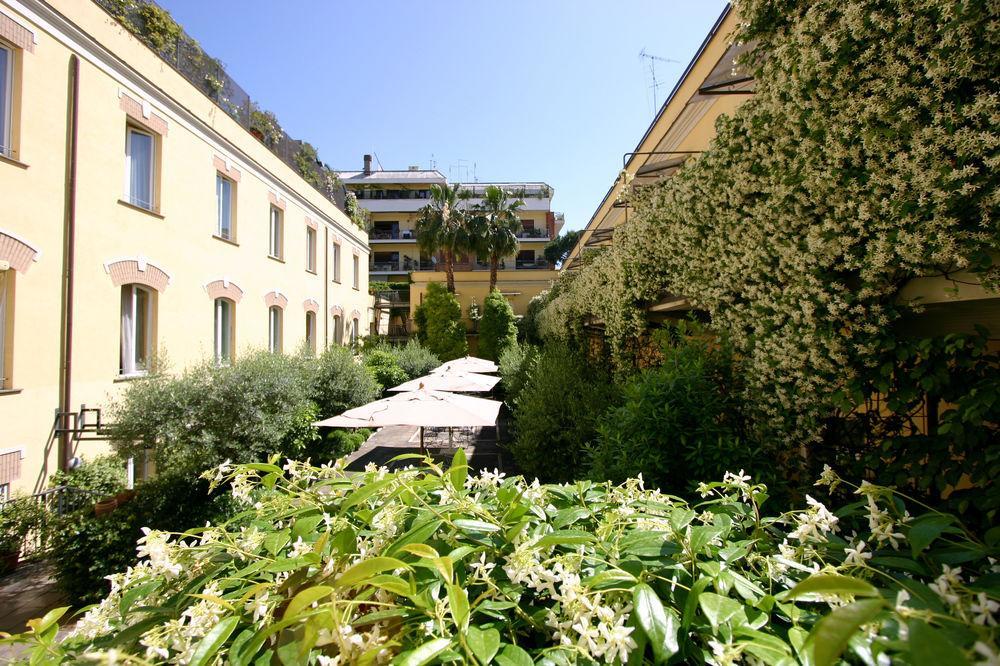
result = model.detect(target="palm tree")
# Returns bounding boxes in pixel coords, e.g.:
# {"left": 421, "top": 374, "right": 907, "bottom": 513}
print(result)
{"left": 472, "top": 185, "right": 524, "bottom": 291}
{"left": 416, "top": 183, "right": 472, "bottom": 293}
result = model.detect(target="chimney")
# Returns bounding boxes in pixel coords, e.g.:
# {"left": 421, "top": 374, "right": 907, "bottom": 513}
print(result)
{"left": 363, "top": 154, "right": 372, "bottom": 176}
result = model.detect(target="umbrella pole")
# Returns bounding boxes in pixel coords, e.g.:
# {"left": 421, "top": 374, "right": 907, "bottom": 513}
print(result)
{"left": 420, "top": 426, "right": 425, "bottom": 454}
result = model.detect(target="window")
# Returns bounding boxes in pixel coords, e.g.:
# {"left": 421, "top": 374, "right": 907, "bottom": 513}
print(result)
{"left": 351, "top": 318, "right": 360, "bottom": 344}
{"left": 125, "top": 127, "right": 155, "bottom": 210}
{"left": 0, "top": 269, "right": 11, "bottom": 389}
{"left": 268, "top": 306, "right": 283, "bottom": 353}
{"left": 214, "top": 298, "right": 234, "bottom": 364}
{"left": 306, "top": 227, "right": 317, "bottom": 272}
{"left": 268, "top": 206, "right": 283, "bottom": 259}
{"left": 332, "top": 242, "right": 341, "bottom": 283}
{"left": 120, "top": 285, "right": 153, "bottom": 375}
{"left": 333, "top": 314, "right": 343, "bottom": 345}
{"left": 0, "top": 43, "right": 11, "bottom": 157}
{"left": 305, "top": 311, "right": 317, "bottom": 354}
{"left": 216, "top": 175, "right": 234, "bottom": 240}
{"left": 352, "top": 255, "right": 360, "bottom": 290}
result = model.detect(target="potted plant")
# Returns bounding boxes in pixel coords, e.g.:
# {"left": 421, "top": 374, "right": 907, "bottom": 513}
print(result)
{"left": 248, "top": 104, "right": 282, "bottom": 147}
{"left": 0, "top": 500, "right": 43, "bottom": 574}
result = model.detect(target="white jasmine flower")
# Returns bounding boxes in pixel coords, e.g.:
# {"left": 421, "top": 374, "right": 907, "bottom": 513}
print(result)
{"left": 843, "top": 540, "right": 872, "bottom": 567}
{"left": 971, "top": 592, "right": 999, "bottom": 626}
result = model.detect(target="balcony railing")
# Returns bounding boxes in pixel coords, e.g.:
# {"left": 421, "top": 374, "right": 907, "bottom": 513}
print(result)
{"left": 370, "top": 261, "right": 401, "bottom": 272}
{"left": 516, "top": 259, "right": 551, "bottom": 270}
{"left": 403, "top": 258, "right": 435, "bottom": 271}
{"left": 371, "top": 229, "right": 418, "bottom": 241}
{"left": 374, "top": 290, "right": 410, "bottom": 305}
{"left": 517, "top": 228, "right": 549, "bottom": 239}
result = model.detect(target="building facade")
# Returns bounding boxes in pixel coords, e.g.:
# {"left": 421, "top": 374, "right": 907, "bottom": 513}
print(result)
{"left": 339, "top": 157, "right": 563, "bottom": 335}
{"left": 0, "top": 0, "right": 371, "bottom": 495}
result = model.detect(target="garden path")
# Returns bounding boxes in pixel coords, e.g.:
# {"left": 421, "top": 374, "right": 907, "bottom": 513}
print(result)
{"left": 0, "top": 561, "right": 73, "bottom": 656}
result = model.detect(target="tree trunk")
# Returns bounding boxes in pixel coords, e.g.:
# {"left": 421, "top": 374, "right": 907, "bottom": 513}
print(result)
{"left": 445, "top": 248, "right": 456, "bottom": 293}
{"left": 489, "top": 253, "right": 498, "bottom": 292}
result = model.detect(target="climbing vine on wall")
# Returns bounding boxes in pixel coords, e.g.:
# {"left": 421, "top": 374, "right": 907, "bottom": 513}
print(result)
{"left": 539, "top": 0, "right": 1000, "bottom": 445}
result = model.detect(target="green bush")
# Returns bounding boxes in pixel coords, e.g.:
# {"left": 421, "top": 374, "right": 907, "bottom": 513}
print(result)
{"left": 307, "top": 428, "right": 373, "bottom": 461}
{"left": 511, "top": 343, "right": 616, "bottom": 482}
{"left": 392, "top": 339, "right": 441, "bottom": 379}
{"left": 108, "top": 351, "right": 318, "bottom": 475}
{"left": 308, "top": 345, "right": 381, "bottom": 418}
{"left": 16, "top": 458, "right": 998, "bottom": 665}
{"left": 587, "top": 333, "right": 763, "bottom": 495}
{"left": 414, "top": 282, "right": 467, "bottom": 361}
{"left": 49, "top": 455, "right": 127, "bottom": 497}
{"left": 363, "top": 349, "right": 409, "bottom": 391}
{"left": 48, "top": 473, "right": 236, "bottom": 605}
{"left": 0, "top": 499, "right": 45, "bottom": 562}
{"left": 478, "top": 290, "right": 518, "bottom": 361}
{"left": 498, "top": 342, "right": 538, "bottom": 408}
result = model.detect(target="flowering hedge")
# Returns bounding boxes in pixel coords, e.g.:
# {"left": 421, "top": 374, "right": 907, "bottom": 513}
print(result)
{"left": 538, "top": 0, "right": 1000, "bottom": 445}
{"left": 5, "top": 456, "right": 998, "bottom": 665}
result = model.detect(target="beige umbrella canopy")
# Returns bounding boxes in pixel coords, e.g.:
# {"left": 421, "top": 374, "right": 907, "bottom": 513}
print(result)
{"left": 313, "top": 388, "right": 502, "bottom": 451}
{"left": 389, "top": 371, "right": 500, "bottom": 393}
{"left": 433, "top": 356, "right": 499, "bottom": 375}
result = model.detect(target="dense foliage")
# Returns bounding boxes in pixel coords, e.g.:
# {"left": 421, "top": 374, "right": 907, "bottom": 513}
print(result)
{"left": 309, "top": 346, "right": 382, "bottom": 419}
{"left": 537, "top": 0, "right": 1000, "bottom": 454}
{"left": 416, "top": 184, "right": 473, "bottom": 292}
{"left": 544, "top": 230, "right": 583, "bottom": 267}
{"left": 47, "top": 473, "right": 236, "bottom": 605}
{"left": 478, "top": 290, "right": 518, "bottom": 362}
{"left": 391, "top": 339, "right": 442, "bottom": 379}
{"left": 9, "top": 458, "right": 998, "bottom": 665}
{"left": 414, "top": 282, "right": 469, "bottom": 361}
{"left": 510, "top": 344, "right": 616, "bottom": 483}
{"left": 363, "top": 349, "right": 410, "bottom": 392}
{"left": 498, "top": 343, "right": 538, "bottom": 409}
{"left": 469, "top": 186, "right": 525, "bottom": 291}
{"left": 587, "top": 330, "right": 765, "bottom": 496}
{"left": 49, "top": 455, "right": 127, "bottom": 497}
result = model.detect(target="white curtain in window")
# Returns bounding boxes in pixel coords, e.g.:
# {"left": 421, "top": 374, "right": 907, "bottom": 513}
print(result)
{"left": 0, "top": 46, "right": 10, "bottom": 155}
{"left": 0, "top": 271, "right": 7, "bottom": 385}
{"left": 217, "top": 176, "right": 232, "bottom": 238}
{"left": 120, "top": 286, "right": 135, "bottom": 374}
{"left": 127, "top": 130, "right": 154, "bottom": 209}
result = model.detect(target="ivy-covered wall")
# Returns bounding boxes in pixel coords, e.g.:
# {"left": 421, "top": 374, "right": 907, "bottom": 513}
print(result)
{"left": 540, "top": 0, "right": 999, "bottom": 446}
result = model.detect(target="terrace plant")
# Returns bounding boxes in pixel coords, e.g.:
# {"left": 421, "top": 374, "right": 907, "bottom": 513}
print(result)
{"left": 413, "top": 282, "right": 468, "bottom": 361}
{"left": 6, "top": 457, "right": 998, "bottom": 665}
{"left": 478, "top": 290, "right": 518, "bottom": 362}
{"left": 416, "top": 184, "right": 473, "bottom": 293}
{"left": 470, "top": 185, "right": 524, "bottom": 291}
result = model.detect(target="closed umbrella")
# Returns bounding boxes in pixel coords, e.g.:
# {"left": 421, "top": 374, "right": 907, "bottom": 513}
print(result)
{"left": 389, "top": 371, "right": 500, "bottom": 393}
{"left": 313, "top": 388, "right": 501, "bottom": 452}
{"left": 433, "top": 356, "right": 499, "bottom": 374}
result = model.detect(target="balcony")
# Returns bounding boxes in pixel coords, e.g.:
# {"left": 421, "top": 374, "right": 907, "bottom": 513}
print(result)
{"left": 516, "top": 228, "right": 549, "bottom": 240}
{"left": 516, "top": 258, "right": 552, "bottom": 270}
{"left": 370, "top": 261, "right": 403, "bottom": 273}
{"left": 370, "top": 228, "right": 418, "bottom": 242}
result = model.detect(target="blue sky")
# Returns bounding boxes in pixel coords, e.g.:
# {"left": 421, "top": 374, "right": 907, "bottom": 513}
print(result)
{"left": 160, "top": 1, "right": 728, "bottom": 232}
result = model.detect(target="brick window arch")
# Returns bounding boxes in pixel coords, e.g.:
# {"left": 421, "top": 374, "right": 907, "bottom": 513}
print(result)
{"left": 303, "top": 298, "right": 319, "bottom": 313}
{"left": 264, "top": 290, "right": 288, "bottom": 310}
{"left": 205, "top": 278, "right": 243, "bottom": 303}
{"left": 0, "top": 229, "right": 41, "bottom": 274}
{"left": 103, "top": 256, "right": 170, "bottom": 291}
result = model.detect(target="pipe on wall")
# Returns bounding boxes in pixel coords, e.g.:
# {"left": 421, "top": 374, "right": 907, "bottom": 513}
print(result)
{"left": 59, "top": 54, "right": 80, "bottom": 472}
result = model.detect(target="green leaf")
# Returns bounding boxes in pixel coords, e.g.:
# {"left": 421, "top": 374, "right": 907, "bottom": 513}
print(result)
{"left": 401, "top": 543, "right": 440, "bottom": 559}
{"left": 585, "top": 569, "right": 637, "bottom": 590}
{"left": 449, "top": 447, "right": 468, "bottom": 493}
{"left": 907, "top": 619, "right": 970, "bottom": 666}
{"left": 495, "top": 643, "right": 534, "bottom": 666}
{"left": 335, "top": 557, "right": 411, "bottom": 588}
{"left": 682, "top": 576, "right": 712, "bottom": 630}
{"left": 552, "top": 507, "right": 590, "bottom": 528}
{"left": 448, "top": 583, "right": 469, "bottom": 630}
{"left": 263, "top": 529, "right": 290, "bottom": 556}
{"left": 189, "top": 616, "right": 240, "bottom": 666}
{"left": 341, "top": 477, "right": 396, "bottom": 511}
{"left": 466, "top": 626, "right": 501, "bottom": 664}
{"left": 784, "top": 574, "right": 879, "bottom": 600}
{"left": 633, "top": 583, "right": 679, "bottom": 663}
{"left": 396, "top": 637, "right": 452, "bottom": 666}
{"left": 806, "top": 599, "right": 885, "bottom": 666}
{"left": 688, "top": 526, "right": 722, "bottom": 554}
{"left": 908, "top": 514, "right": 954, "bottom": 557}
{"left": 698, "top": 592, "right": 744, "bottom": 630}
{"left": 291, "top": 514, "right": 324, "bottom": 540}
{"left": 454, "top": 518, "right": 502, "bottom": 533}
{"left": 384, "top": 519, "right": 443, "bottom": 557}
{"left": 537, "top": 530, "right": 596, "bottom": 548}
{"left": 284, "top": 585, "right": 333, "bottom": 619}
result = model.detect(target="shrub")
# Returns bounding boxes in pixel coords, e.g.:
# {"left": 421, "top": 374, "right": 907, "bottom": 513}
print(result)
{"left": 15, "top": 458, "right": 998, "bottom": 665}
{"left": 49, "top": 455, "right": 127, "bottom": 497}
{"left": 478, "top": 290, "right": 517, "bottom": 361}
{"left": 363, "top": 349, "right": 409, "bottom": 391}
{"left": 587, "top": 333, "right": 764, "bottom": 495}
{"left": 308, "top": 345, "right": 381, "bottom": 418}
{"left": 392, "top": 339, "right": 441, "bottom": 379}
{"left": 48, "top": 472, "right": 236, "bottom": 605}
{"left": 510, "top": 343, "right": 615, "bottom": 482}
{"left": 309, "top": 428, "right": 372, "bottom": 461}
{"left": 498, "top": 342, "right": 538, "bottom": 408}
{"left": 414, "top": 282, "right": 467, "bottom": 361}
{"left": 108, "top": 350, "right": 318, "bottom": 475}
{"left": 0, "top": 499, "right": 45, "bottom": 564}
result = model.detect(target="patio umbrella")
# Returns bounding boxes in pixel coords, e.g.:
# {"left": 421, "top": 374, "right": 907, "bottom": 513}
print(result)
{"left": 433, "top": 355, "right": 499, "bottom": 374}
{"left": 313, "top": 388, "right": 501, "bottom": 452}
{"left": 389, "top": 371, "right": 500, "bottom": 393}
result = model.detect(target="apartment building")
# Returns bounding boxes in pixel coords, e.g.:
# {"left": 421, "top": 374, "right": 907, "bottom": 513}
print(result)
{"left": 339, "top": 156, "right": 563, "bottom": 335}
{"left": 0, "top": 0, "right": 371, "bottom": 495}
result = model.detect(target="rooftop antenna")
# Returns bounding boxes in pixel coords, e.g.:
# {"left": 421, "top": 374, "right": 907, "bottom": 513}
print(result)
{"left": 639, "top": 48, "right": 682, "bottom": 114}
{"left": 373, "top": 152, "right": 385, "bottom": 172}
{"left": 429, "top": 154, "right": 436, "bottom": 170}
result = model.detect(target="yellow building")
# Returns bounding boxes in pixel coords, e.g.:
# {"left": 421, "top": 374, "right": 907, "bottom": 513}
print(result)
{"left": 339, "top": 157, "right": 563, "bottom": 334}
{"left": 0, "top": 0, "right": 371, "bottom": 496}
{"left": 563, "top": 2, "right": 999, "bottom": 335}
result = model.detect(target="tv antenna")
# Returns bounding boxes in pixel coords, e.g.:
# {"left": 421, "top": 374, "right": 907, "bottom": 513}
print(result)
{"left": 639, "top": 48, "right": 681, "bottom": 112}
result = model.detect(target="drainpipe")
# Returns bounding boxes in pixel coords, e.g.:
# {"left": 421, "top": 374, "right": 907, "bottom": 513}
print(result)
{"left": 59, "top": 55, "right": 80, "bottom": 472}
{"left": 323, "top": 227, "right": 329, "bottom": 347}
